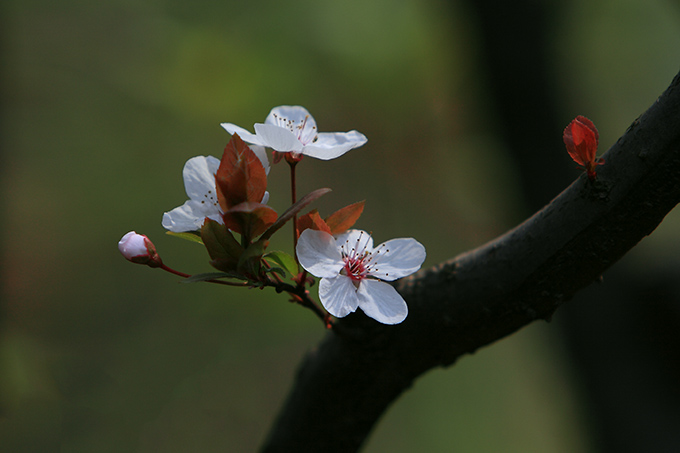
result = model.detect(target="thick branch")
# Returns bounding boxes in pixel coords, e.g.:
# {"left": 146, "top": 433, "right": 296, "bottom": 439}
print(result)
{"left": 262, "top": 70, "right": 680, "bottom": 452}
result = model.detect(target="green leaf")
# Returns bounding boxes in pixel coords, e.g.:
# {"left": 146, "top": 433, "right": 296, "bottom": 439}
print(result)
{"left": 264, "top": 266, "right": 286, "bottom": 277}
{"left": 264, "top": 250, "right": 299, "bottom": 277}
{"left": 200, "top": 219, "right": 244, "bottom": 272}
{"left": 260, "top": 188, "right": 332, "bottom": 241}
{"left": 166, "top": 231, "right": 204, "bottom": 245}
{"left": 237, "top": 239, "right": 267, "bottom": 277}
{"left": 182, "top": 272, "right": 247, "bottom": 283}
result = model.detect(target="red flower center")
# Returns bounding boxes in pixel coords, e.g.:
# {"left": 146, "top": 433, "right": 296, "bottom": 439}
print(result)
{"left": 343, "top": 255, "right": 368, "bottom": 281}
{"left": 339, "top": 232, "right": 375, "bottom": 283}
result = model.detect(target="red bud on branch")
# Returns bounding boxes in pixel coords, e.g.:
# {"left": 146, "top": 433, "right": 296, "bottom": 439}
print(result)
{"left": 563, "top": 115, "right": 604, "bottom": 181}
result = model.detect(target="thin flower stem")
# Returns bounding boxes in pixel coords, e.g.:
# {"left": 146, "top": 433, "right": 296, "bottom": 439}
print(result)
{"left": 160, "top": 264, "right": 247, "bottom": 287}
{"left": 160, "top": 264, "right": 190, "bottom": 278}
{"left": 263, "top": 259, "right": 284, "bottom": 284}
{"left": 289, "top": 160, "right": 299, "bottom": 252}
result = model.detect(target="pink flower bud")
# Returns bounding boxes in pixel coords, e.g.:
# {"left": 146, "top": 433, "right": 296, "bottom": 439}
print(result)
{"left": 118, "top": 231, "right": 162, "bottom": 267}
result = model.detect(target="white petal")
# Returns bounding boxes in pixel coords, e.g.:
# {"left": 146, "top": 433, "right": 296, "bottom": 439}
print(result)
{"left": 265, "top": 106, "right": 315, "bottom": 129}
{"left": 250, "top": 145, "right": 270, "bottom": 175}
{"left": 183, "top": 156, "right": 220, "bottom": 202}
{"left": 319, "top": 275, "right": 360, "bottom": 318}
{"left": 296, "top": 229, "right": 344, "bottom": 278}
{"left": 369, "top": 238, "right": 426, "bottom": 281}
{"left": 254, "top": 123, "right": 304, "bottom": 152}
{"left": 118, "top": 231, "right": 149, "bottom": 259}
{"left": 356, "top": 279, "right": 408, "bottom": 324}
{"left": 301, "top": 131, "right": 368, "bottom": 160}
{"left": 162, "top": 200, "right": 222, "bottom": 232}
{"left": 334, "top": 229, "right": 374, "bottom": 255}
{"left": 261, "top": 191, "right": 270, "bottom": 205}
{"left": 220, "top": 123, "right": 264, "bottom": 145}
{"left": 264, "top": 106, "right": 318, "bottom": 146}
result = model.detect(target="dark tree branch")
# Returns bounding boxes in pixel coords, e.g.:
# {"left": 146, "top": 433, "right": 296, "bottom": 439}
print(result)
{"left": 464, "top": 1, "right": 680, "bottom": 449}
{"left": 261, "top": 71, "right": 680, "bottom": 452}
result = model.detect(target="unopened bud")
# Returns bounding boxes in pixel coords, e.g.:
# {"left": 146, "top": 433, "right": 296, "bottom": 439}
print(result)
{"left": 118, "top": 231, "right": 163, "bottom": 268}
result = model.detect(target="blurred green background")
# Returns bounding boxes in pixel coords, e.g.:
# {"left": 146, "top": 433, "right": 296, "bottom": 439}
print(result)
{"left": 2, "top": 0, "right": 680, "bottom": 451}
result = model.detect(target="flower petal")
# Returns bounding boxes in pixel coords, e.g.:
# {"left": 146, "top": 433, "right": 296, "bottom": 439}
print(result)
{"left": 183, "top": 156, "right": 220, "bottom": 202}
{"left": 369, "top": 238, "right": 426, "bottom": 281}
{"left": 162, "top": 200, "right": 222, "bottom": 232}
{"left": 118, "top": 231, "right": 150, "bottom": 259}
{"left": 357, "top": 279, "right": 408, "bottom": 324}
{"left": 253, "top": 123, "right": 304, "bottom": 152}
{"left": 250, "top": 145, "right": 270, "bottom": 175}
{"left": 319, "top": 275, "right": 360, "bottom": 318}
{"left": 296, "top": 229, "right": 344, "bottom": 278}
{"left": 265, "top": 105, "right": 315, "bottom": 128}
{"left": 334, "top": 229, "right": 374, "bottom": 254}
{"left": 220, "top": 123, "right": 264, "bottom": 146}
{"left": 301, "top": 131, "right": 368, "bottom": 160}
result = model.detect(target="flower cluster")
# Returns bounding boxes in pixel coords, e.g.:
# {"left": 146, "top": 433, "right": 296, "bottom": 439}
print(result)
{"left": 119, "top": 105, "right": 425, "bottom": 327}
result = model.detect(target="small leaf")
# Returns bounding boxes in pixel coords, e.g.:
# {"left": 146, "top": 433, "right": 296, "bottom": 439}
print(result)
{"left": 264, "top": 266, "right": 286, "bottom": 277}
{"left": 215, "top": 133, "right": 268, "bottom": 211}
{"left": 238, "top": 239, "right": 268, "bottom": 277}
{"left": 325, "top": 200, "right": 365, "bottom": 235}
{"left": 563, "top": 116, "right": 603, "bottom": 181}
{"left": 264, "top": 250, "right": 299, "bottom": 277}
{"left": 182, "top": 272, "right": 247, "bottom": 283}
{"left": 200, "top": 219, "right": 244, "bottom": 272}
{"left": 297, "top": 209, "right": 331, "bottom": 235}
{"left": 260, "top": 188, "right": 332, "bottom": 241}
{"left": 166, "top": 231, "right": 204, "bottom": 245}
{"left": 223, "top": 201, "right": 278, "bottom": 240}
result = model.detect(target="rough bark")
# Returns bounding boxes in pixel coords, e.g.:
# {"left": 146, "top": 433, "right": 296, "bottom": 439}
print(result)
{"left": 462, "top": 2, "right": 680, "bottom": 451}
{"left": 261, "top": 70, "right": 680, "bottom": 452}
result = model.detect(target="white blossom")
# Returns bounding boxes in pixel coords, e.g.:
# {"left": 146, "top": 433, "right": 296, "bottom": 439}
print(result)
{"left": 221, "top": 106, "right": 367, "bottom": 160}
{"left": 296, "top": 229, "right": 426, "bottom": 324}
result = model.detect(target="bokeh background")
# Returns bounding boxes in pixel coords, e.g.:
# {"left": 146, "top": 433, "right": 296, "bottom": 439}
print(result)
{"left": 2, "top": 0, "right": 680, "bottom": 451}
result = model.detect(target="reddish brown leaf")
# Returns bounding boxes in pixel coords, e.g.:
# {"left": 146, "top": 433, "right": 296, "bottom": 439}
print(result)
{"left": 563, "top": 116, "right": 603, "bottom": 180}
{"left": 215, "top": 134, "right": 267, "bottom": 211}
{"left": 223, "top": 201, "right": 278, "bottom": 241}
{"left": 297, "top": 209, "right": 331, "bottom": 236}
{"left": 325, "top": 200, "right": 365, "bottom": 235}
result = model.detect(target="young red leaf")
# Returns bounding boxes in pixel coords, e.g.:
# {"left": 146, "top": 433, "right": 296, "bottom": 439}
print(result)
{"left": 563, "top": 115, "right": 603, "bottom": 181}
{"left": 215, "top": 134, "right": 267, "bottom": 211}
{"left": 297, "top": 209, "right": 331, "bottom": 236}
{"left": 324, "top": 200, "right": 365, "bottom": 235}
{"left": 223, "top": 201, "right": 278, "bottom": 241}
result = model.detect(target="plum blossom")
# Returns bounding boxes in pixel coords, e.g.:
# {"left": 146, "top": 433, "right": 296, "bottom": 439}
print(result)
{"left": 296, "top": 229, "right": 426, "bottom": 324}
{"left": 162, "top": 149, "right": 269, "bottom": 233}
{"left": 118, "top": 231, "right": 162, "bottom": 267}
{"left": 220, "top": 105, "right": 367, "bottom": 160}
